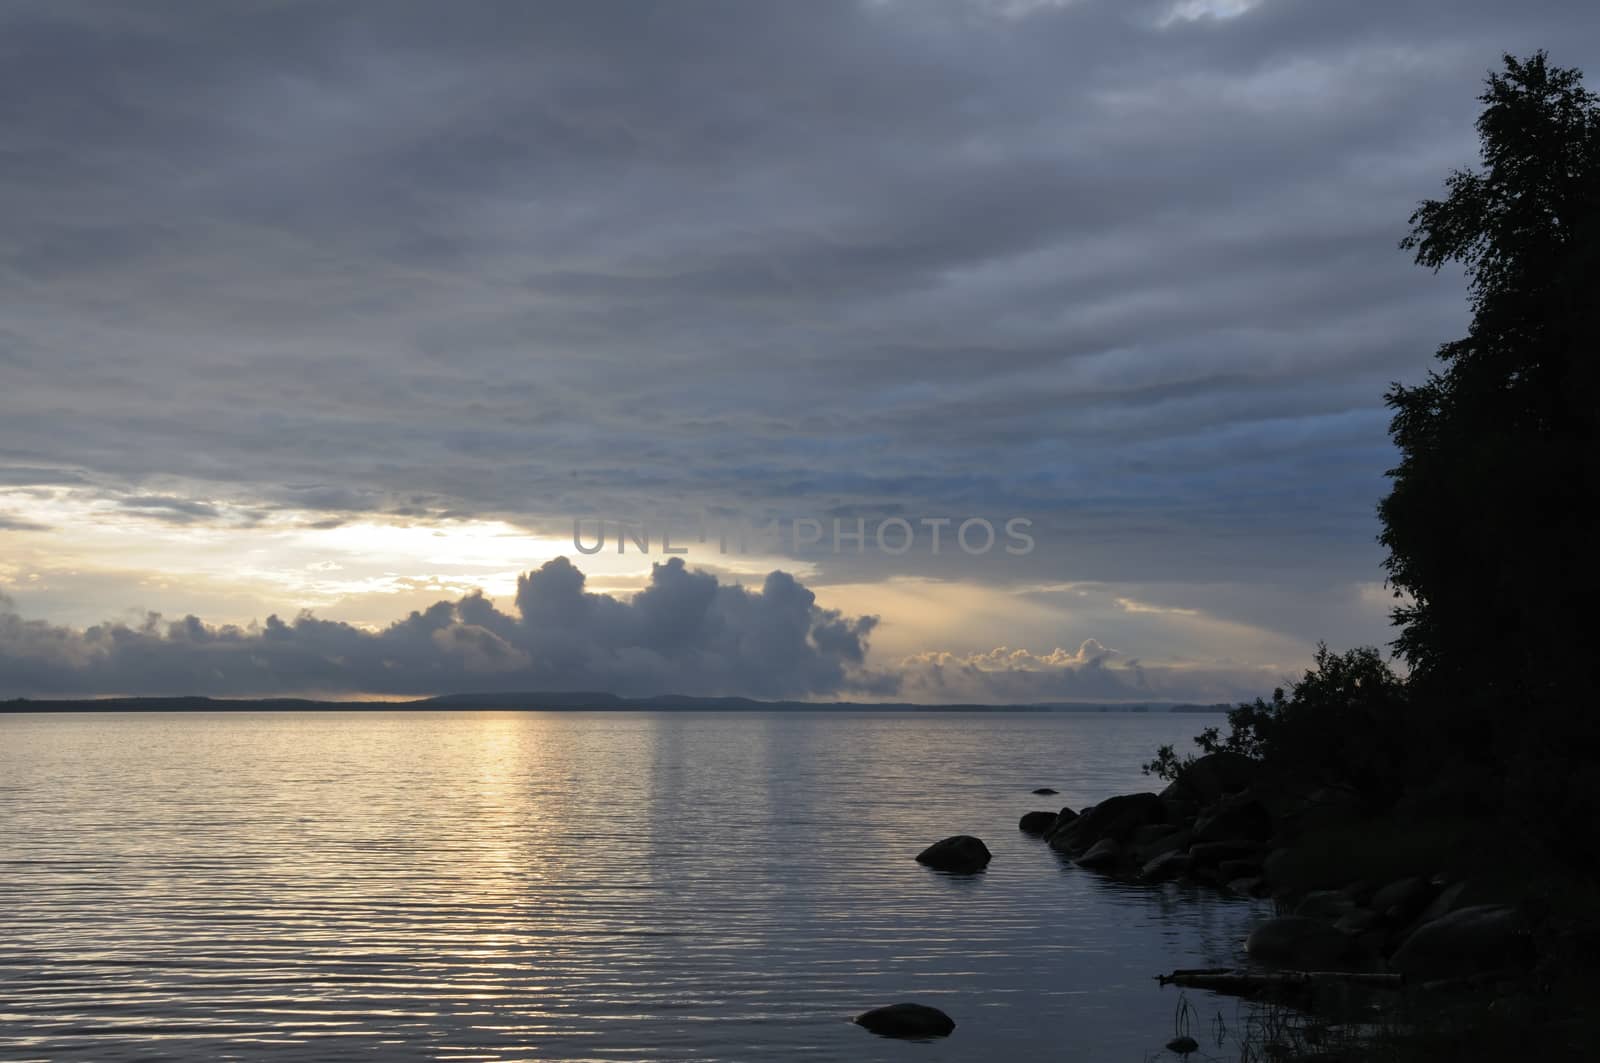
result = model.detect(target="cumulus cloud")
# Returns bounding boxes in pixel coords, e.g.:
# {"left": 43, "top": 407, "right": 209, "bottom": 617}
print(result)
{"left": 0, "top": 558, "right": 880, "bottom": 699}
{"left": 893, "top": 639, "right": 1278, "bottom": 703}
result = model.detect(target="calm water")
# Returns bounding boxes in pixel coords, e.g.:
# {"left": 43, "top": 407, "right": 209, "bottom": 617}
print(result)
{"left": 0, "top": 711, "right": 1264, "bottom": 1061}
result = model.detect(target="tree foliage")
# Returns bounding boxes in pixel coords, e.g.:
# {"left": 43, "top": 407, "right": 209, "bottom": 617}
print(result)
{"left": 1382, "top": 52, "right": 1599, "bottom": 736}
{"left": 1145, "top": 645, "right": 1408, "bottom": 805}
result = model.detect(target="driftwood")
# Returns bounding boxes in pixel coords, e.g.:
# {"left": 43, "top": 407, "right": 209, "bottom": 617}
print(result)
{"left": 1156, "top": 967, "right": 1405, "bottom": 994}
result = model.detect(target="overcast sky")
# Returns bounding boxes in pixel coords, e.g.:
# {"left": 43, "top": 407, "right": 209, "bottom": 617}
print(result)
{"left": 2, "top": 0, "right": 1594, "bottom": 700}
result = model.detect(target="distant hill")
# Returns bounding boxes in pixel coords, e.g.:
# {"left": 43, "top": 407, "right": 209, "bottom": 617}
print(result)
{"left": 1, "top": 693, "right": 1232, "bottom": 713}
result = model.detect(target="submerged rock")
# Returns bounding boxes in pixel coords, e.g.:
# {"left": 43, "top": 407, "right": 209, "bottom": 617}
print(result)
{"left": 1019, "top": 811, "right": 1058, "bottom": 835}
{"left": 1032, "top": 787, "right": 1060, "bottom": 795}
{"left": 1166, "top": 1034, "right": 1201, "bottom": 1054}
{"left": 854, "top": 1002, "right": 956, "bottom": 1039}
{"left": 915, "top": 835, "right": 991, "bottom": 872}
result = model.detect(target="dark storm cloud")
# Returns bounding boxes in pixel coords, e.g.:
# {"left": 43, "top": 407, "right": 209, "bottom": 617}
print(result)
{"left": 0, "top": 559, "right": 881, "bottom": 698}
{"left": 2, "top": 0, "right": 1596, "bottom": 594}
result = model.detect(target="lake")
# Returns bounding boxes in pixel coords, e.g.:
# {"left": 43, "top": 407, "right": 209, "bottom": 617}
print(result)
{"left": 0, "top": 710, "right": 1265, "bottom": 1061}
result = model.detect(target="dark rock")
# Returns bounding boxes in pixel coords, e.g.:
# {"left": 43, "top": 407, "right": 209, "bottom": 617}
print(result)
{"left": 1342, "top": 880, "right": 1376, "bottom": 905}
{"left": 1412, "top": 879, "right": 1470, "bottom": 926}
{"left": 1161, "top": 795, "right": 1200, "bottom": 825}
{"left": 1245, "top": 916, "right": 1355, "bottom": 968}
{"left": 1388, "top": 905, "right": 1534, "bottom": 981}
{"left": 1161, "top": 751, "right": 1261, "bottom": 806}
{"left": 1295, "top": 890, "right": 1357, "bottom": 920}
{"left": 1032, "top": 787, "right": 1059, "bottom": 795}
{"left": 1074, "top": 837, "right": 1122, "bottom": 870}
{"left": 1049, "top": 792, "right": 1165, "bottom": 853}
{"left": 1188, "top": 839, "right": 1263, "bottom": 867}
{"left": 1132, "top": 827, "right": 1193, "bottom": 867}
{"left": 1043, "top": 806, "right": 1079, "bottom": 843}
{"left": 1166, "top": 1034, "right": 1200, "bottom": 1054}
{"left": 1335, "top": 908, "right": 1381, "bottom": 935}
{"left": 915, "top": 835, "right": 991, "bottom": 873}
{"left": 854, "top": 1003, "right": 956, "bottom": 1039}
{"left": 1141, "top": 850, "right": 1192, "bottom": 881}
{"left": 1288, "top": 786, "right": 1365, "bottom": 834}
{"left": 1225, "top": 876, "right": 1264, "bottom": 896}
{"left": 1216, "top": 858, "right": 1262, "bottom": 882}
{"left": 1019, "top": 811, "right": 1058, "bottom": 835}
{"left": 1370, "top": 876, "right": 1432, "bottom": 922}
{"left": 1193, "top": 792, "right": 1274, "bottom": 843}
{"left": 1132, "top": 822, "right": 1178, "bottom": 844}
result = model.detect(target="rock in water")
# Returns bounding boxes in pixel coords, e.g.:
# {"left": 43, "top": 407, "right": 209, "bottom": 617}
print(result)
{"left": 915, "top": 835, "right": 991, "bottom": 872}
{"left": 1019, "top": 811, "right": 1058, "bottom": 835}
{"left": 854, "top": 1003, "right": 956, "bottom": 1039}
{"left": 1245, "top": 916, "right": 1353, "bottom": 968}
{"left": 1050, "top": 791, "right": 1165, "bottom": 852}
{"left": 1074, "top": 836, "right": 1122, "bottom": 869}
{"left": 1032, "top": 787, "right": 1059, "bottom": 795}
{"left": 1166, "top": 1035, "right": 1200, "bottom": 1054}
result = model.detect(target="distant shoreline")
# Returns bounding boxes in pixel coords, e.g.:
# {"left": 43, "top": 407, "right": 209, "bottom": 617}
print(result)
{"left": 1, "top": 693, "right": 1232, "bottom": 714}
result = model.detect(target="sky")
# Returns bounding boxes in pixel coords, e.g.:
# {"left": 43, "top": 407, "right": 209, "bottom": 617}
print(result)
{"left": 2, "top": 0, "right": 1595, "bottom": 702}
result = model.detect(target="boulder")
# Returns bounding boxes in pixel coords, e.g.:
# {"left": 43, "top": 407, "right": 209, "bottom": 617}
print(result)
{"left": 1193, "top": 792, "right": 1274, "bottom": 843}
{"left": 1032, "top": 787, "right": 1059, "bottom": 795}
{"left": 1141, "top": 850, "right": 1192, "bottom": 882}
{"left": 854, "top": 1003, "right": 956, "bottom": 1039}
{"left": 1225, "top": 877, "right": 1264, "bottom": 896}
{"left": 915, "top": 835, "right": 991, "bottom": 873}
{"left": 1216, "top": 858, "right": 1262, "bottom": 882}
{"left": 1245, "top": 916, "right": 1355, "bottom": 969}
{"left": 1295, "top": 890, "right": 1357, "bottom": 920}
{"left": 1389, "top": 905, "right": 1534, "bottom": 981}
{"left": 1074, "top": 837, "right": 1122, "bottom": 870}
{"left": 1043, "top": 807, "right": 1079, "bottom": 843}
{"left": 1188, "top": 840, "right": 1262, "bottom": 868}
{"left": 1019, "top": 811, "right": 1058, "bottom": 836}
{"left": 1132, "top": 827, "right": 1193, "bottom": 867}
{"left": 1166, "top": 1034, "right": 1201, "bottom": 1054}
{"left": 1335, "top": 908, "right": 1381, "bottom": 935}
{"left": 1412, "top": 879, "right": 1470, "bottom": 926}
{"left": 1132, "top": 822, "right": 1178, "bottom": 844}
{"left": 1162, "top": 751, "right": 1261, "bottom": 806}
{"left": 1370, "top": 876, "right": 1432, "bottom": 922}
{"left": 1050, "top": 792, "right": 1165, "bottom": 853}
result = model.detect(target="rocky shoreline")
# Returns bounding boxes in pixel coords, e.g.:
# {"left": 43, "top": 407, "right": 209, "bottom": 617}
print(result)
{"left": 874, "top": 752, "right": 1593, "bottom": 1051}
{"left": 1022, "top": 752, "right": 1540, "bottom": 985}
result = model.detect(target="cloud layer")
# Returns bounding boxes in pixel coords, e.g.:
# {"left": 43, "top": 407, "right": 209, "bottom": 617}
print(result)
{"left": 4, "top": 1, "right": 1595, "bottom": 695}
{"left": 0, "top": 558, "right": 880, "bottom": 699}
{"left": 1, "top": 558, "right": 1288, "bottom": 702}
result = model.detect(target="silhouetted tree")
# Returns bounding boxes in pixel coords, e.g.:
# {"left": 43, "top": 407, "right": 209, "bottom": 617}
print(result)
{"left": 1146, "top": 644, "right": 1409, "bottom": 807}
{"left": 1383, "top": 53, "right": 1599, "bottom": 830}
